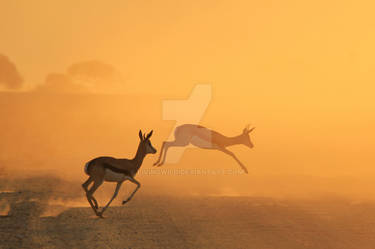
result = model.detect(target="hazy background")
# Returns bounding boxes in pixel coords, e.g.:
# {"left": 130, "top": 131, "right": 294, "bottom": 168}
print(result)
{"left": 0, "top": 0, "right": 374, "bottom": 199}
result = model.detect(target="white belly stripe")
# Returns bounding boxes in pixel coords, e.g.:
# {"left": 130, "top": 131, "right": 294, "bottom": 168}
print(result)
{"left": 104, "top": 169, "right": 127, "bottom": 182}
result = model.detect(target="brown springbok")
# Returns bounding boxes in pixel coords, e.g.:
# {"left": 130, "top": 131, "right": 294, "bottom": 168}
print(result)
{"left": 82, "top": 130, "right": 156, "bottom": 217}
{"left": 153, "top": 124, "right": 255, "bottom": 173}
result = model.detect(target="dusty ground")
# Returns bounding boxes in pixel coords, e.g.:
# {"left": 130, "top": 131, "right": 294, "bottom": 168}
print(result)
{"left": 1, "top": 176, "right": 375, "bottom": 249}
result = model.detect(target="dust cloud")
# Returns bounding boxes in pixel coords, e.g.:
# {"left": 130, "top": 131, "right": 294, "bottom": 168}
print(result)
{"left": 0, "top": 91, "right": 374, "bottom": 200}
{"left": 1, "top": 91, "right": 375, "bottom": 249}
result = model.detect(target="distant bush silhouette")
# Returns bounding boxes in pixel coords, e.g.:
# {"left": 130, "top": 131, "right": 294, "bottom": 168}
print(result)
{"left": 0, "top": 54, "right": 23, "bottom": 89}
{"left": 35, "top": 60, "right": 124, "bottom": 94}
{"left": 35, "top": 73, "right": 87, "bottom": 93}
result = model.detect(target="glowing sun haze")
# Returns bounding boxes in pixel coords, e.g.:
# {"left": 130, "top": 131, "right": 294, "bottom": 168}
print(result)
{"left": 1, "top": 0, "right": 374, "bottom": 197}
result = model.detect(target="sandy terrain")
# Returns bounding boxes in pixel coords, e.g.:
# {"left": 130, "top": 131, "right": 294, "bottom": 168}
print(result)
{"left": 1, "top": 176, "right": 375, "bottom": 249}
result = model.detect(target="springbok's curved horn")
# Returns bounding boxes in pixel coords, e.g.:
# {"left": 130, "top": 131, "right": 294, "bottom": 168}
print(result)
{"left": 146, "top": 130, "right": 153, "bottom": 139}
{"left": 243, "top": 124, "right": 251, "bottom": 134}
{"left": 248, "top": 127, "right": 255, "bottom": 133}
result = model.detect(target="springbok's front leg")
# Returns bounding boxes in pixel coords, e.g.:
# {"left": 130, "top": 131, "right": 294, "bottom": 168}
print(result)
{"left": 218, "top": 147, "right": 249, "bottom": 174}
{"left": 98, "top": 182, "right": 123, "bottom": 217}
{"left": 122, "top": 177, "right": 141, "bottom": 205}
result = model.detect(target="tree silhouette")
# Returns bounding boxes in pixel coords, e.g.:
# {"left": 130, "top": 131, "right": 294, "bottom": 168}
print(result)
{"left": 0, "top": 54, "right": 23, "bottom": 89}
{"left": 35, "top": 60, "right": 124, "bottom": 93}
{"left": 67, "top": 60, "right": 123, "bottom": 92}
{"left": 35, "top": 73, "right": 87, "bottom": 93}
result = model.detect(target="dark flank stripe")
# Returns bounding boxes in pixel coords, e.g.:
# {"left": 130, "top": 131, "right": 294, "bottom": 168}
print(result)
{"left": 103, "top": 163, "right": 131, "bottom": 175}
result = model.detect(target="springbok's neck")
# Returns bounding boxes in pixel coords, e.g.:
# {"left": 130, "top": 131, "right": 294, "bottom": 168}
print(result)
{"left": 224, "top": 134, "right": 243, "bottom": 147}
{"left": 132, "top": 143, "right": 146, "bottom": 168}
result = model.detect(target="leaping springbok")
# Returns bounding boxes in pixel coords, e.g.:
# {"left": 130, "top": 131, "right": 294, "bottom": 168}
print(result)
{"left": 153, "top": 124, "right": 255, "bottom": 173}
{"left": 82, "top": 130, "right": 156, "bottom": 217}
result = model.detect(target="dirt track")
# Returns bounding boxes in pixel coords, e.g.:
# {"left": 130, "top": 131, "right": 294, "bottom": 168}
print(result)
{"left": 1, "top": 185, "right": 375, "bottom": 249}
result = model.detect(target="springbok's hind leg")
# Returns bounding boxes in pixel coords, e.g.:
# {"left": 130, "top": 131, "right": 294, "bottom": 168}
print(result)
{"left": 82, "top": 177, "right": 93, "bottom": 192}
{"left": 82, "top": 177, "right": 99, "bottom": 209}
{"left": 218, "top": 147, "right": 249, "bottom": 174}
{"left": 86, "top": 179, "right": 103, "bottom": 217}
{"left": 156, "top": 140, "right": 188, "bottom": 167}
{"left": 153, "top": 141, "right": 166, "bottom": 166}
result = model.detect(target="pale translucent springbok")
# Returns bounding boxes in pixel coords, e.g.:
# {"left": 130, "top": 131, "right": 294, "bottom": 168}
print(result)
{"left": 153, "top": 124, "right": 255, "bottom": 173}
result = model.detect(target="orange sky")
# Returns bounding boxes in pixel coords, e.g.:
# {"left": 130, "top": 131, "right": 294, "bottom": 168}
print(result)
{"left": 1, "top": 0, "right": 375, "bottom": 197}
{"left": 2, "top": 0, "right": 375, "bottom": 93}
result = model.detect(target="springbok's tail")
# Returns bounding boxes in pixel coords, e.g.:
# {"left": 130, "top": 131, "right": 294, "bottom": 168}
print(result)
{"left": 84, "top": 161, "right": 91, "bottom": 175}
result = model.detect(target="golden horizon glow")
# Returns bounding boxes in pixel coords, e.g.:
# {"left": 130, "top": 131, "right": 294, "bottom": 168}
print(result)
{"left": 0, "top": 0, "right": 374, "bottom": 198}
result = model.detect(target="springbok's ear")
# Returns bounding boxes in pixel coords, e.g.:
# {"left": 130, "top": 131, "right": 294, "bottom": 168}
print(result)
{"left": 139, "top": 130, "right": 143, "bottom": 141}
{"left": 146, "top": 130, "right": 153, "bottom": 139}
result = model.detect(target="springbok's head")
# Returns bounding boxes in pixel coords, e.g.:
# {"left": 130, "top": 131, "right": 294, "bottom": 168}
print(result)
{"left": 139, "top": 130, "right": 157, "bottom": 154}
{"left": 242, "top": 124, "right": 255, "bottom": 149}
